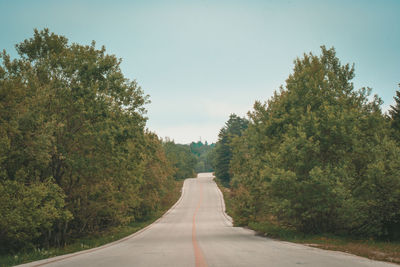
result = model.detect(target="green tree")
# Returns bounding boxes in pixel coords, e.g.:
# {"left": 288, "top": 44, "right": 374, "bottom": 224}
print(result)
{"left": 0, "top": 33, "right": 73, "bottom": 250}
{"left": 389, "top": 85, "right": 400, "bottom": 141}
{"left": 0, "top": 29, "right": 178, "bottom": 252}
{"left": 135, "top": 132, "right": 175, "bottom": 218}
{"left": 230, "top": 47, "right": 400, "bottom": 238}
{"left": 190, "top": 141, "right": 215, "bottom": 173}
{"left": 163, "top": 140, "right": 197, "bottom": 180}
{"left": 214, "top": 114, "right": 248, "bottom": 185}
{"left": 0, "top": 180, "right": 71, "bottom": 252}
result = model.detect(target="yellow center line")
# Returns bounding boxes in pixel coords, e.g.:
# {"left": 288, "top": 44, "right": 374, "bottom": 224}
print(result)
{"left": 192, "top": 180, "right": 208, "bottom": 267}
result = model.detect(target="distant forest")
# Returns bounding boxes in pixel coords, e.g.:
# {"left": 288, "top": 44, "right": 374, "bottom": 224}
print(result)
{"left": 190, "top": 141, "right": 215, "bottom": 173}
{"left": 163, "top": 139, "right": 216, "bottom": 179}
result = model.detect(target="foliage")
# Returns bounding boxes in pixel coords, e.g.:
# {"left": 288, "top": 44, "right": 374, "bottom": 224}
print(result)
{"left": 214, "top": 114, "right": 248, "bottom": 185}
{"left": 218, "top": 176, "right": 400, "bottom": 264}
{"left": 190, "top": 141, "right": 215, "bottom": 173}
{"left": 0, "top": 181, "right": 183, "bottom": 267}
{"left": 136, "top": 132, "right": 176, "bottom": 218}
{"left": 163, "top": 139, "right": 197, "bottom": 180}
{"left": 0, "top": 29, "right": 178, "bottom": 253}
{"left": 0, "top": 179, "right": 71, "bottom": 253}
{"left": 389, "top": 84, "right": 400, "bottom": 141}
{"left": 226, "top": 47, "right": 400, "bottom": 239}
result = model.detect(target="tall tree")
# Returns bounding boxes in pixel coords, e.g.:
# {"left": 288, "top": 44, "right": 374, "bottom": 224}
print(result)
{"left": 0, "top": 29, "right": 178, "bottom": 252}
{"left": 389, "top": 84, "right": 400, "bottom": 140}
{"left": 214, "top": 114, "right": 248, "bottom": 185}
{"left": 229, "top": 47, "right": 400, "bottom": 238}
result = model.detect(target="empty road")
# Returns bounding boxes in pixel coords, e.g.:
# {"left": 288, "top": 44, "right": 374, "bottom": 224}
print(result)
{"left": 19, "top": 173, "right": 397, "bottom": 267}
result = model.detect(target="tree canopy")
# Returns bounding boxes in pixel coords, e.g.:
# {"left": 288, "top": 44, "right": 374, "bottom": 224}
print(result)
{"left": 219, "top": 47, "right": 400, "bottom": 239}
{"left": 0, "top": 29, "right": 180, "bottom": 252}
{"left": 389, "top": 84, "right": 400, "bottom": 141}
{"left": 163, "top": 139, "right": 197, "bottom": 180}
{"left": 190, "top": 141, "right": 215, "bottom": 173}
{"left": 214, "top": 114, "right": 248, "bottom": 185}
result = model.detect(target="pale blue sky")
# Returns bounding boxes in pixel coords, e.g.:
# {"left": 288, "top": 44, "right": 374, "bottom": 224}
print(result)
{"left": 1, "top": 0, "right": 399, "bottom": 143}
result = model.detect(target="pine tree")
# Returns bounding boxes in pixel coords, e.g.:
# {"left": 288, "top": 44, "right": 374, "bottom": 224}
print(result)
{"left": 214, "top": 114, "right": 248, "bottom": 185}
{"left": 389, "top": 85, "right": 400, "bottom": 135}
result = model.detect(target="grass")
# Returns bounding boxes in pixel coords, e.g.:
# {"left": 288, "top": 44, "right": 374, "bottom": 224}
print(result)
{"left": 215, "top": 180, "right": 400, "bottom": 265}
{"left": 0, "top": 181, "right": 183, "bottom": 267}
{"left": 249, "top": 221, "right": 400, "bottom": 264}
{"left": 214, "top": 179, "right": 234, "bottom": 216}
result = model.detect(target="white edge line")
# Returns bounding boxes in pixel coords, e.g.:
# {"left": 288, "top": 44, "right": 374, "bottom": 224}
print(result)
{"left": 212, "top": 176, "right": 233, "bottom": 226}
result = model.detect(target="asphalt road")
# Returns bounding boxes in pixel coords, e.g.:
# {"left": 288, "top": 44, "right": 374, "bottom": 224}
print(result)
{"left": 19, "top": 173, "right": 397, "bottom": 267}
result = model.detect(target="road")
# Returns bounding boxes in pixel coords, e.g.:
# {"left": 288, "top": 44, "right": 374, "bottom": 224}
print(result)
{"left": 19, "top": 173, "right": 397, "bottom": 267}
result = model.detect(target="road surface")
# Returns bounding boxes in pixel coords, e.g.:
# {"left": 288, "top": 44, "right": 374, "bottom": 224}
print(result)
{"left": 19, "top": 173, "right": 397, "bottom": 267}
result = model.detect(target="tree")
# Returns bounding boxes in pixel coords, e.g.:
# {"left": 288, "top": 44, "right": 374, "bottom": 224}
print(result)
{"left": 189, "top": 141, "right": 215, "bottom": 173}
{"left": 389, "top": 85, "right": 400, "bottom": 140}
{"left": 135, "top": 132, "right": 175, "bottom": 218}
{"left": 0, "top": 180, "right": 71, "bottom": 252}
{"left": 229, "top": 46, "right": 400, "bottom": 238}
{"left": 214, "top": 114, "right": 248, "bottom": 185}
{"left": 0, "top": 29, "right": 178, "bottom": 252}
{"left": 163, "top": 140, "right": 197, "bottom": 180}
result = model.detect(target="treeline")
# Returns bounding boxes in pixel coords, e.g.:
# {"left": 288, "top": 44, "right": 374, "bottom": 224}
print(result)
{"left": 190, "top": 141, "right": 215, "bottom": 173}
{"left": 162, "top": 140, "right": 216, "bottom": 179}
{"left": 0, "top": 29, "right": 196, "bottom": 253}
{"left": 163, "top": 139, "right": 197, "bottom": 180}
{"left": 214, "top": 47, "right": 400, "bottom": 240}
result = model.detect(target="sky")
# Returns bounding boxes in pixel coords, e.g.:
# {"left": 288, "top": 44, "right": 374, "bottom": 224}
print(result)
{"left": 1, "top": 0, "right": 399, "bottom": 144}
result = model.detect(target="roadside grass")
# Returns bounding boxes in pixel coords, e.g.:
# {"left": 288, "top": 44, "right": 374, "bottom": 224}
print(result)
{"left": 0, "top": 181, "right": 183, "bottom": 267}
{"left": 248, "top": 221, "right": 400, "bottom": 264}
{"left": 215, "top": 179, "right": 400, "bottom": 265}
